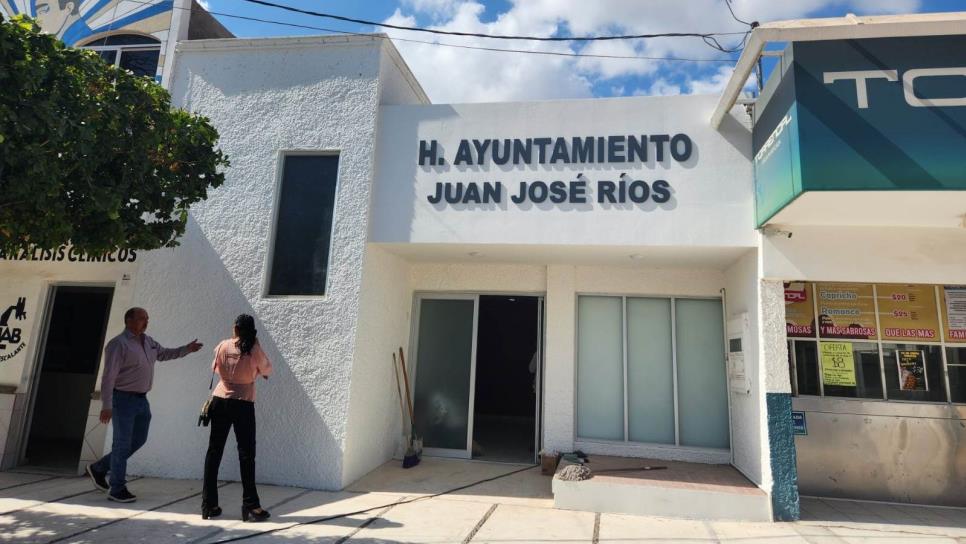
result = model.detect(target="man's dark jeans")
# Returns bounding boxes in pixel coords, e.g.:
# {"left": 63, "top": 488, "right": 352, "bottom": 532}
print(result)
{"left": 202, "top": 396, "right": 260, "bottom": 509}
{"left": 91, "top": 390, "right": 151, "bottom": 494}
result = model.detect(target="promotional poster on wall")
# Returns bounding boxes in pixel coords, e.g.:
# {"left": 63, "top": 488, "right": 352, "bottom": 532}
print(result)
{"left": 816, "top": 283, "right": 877, "bottom": 340}
{"left": 896, "top": 350, "right": 928, "bottom": 391}
{"left": 942, "top": 286, "right": 966, "bottom": 342}
{"left": 877, "top": 284, "right": 940, "bottom": 342}
{"left": 820, "top": 341, "right": 857, "bottom": 387}
{"left": 784, "top": 281, "right": 815, "bottom": 338}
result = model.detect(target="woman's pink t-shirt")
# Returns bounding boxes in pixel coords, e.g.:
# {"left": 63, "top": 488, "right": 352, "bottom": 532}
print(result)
{"left": 211, "top": 339, "right": 273, "bottom": 401}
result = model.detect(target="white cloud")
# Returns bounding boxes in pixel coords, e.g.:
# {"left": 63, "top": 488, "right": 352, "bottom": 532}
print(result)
{"left": 197, "top": 0, "right": 211, "bottom": 10}
{"left": 385, "top": 0, "right": 923, "bottom": 103}
{"left": 642, "top": 79, "right": 683, "bottom": 96}
{"left": 688, "top": 65, "right": 735, "bottom": 95}
{"left": 401, "top": 0, "right": 461, "bottom": 19}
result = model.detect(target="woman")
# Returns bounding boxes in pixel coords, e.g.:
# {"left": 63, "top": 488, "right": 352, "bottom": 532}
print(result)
{"left": 201, "top": 314, "right": 273, "bottom": 522}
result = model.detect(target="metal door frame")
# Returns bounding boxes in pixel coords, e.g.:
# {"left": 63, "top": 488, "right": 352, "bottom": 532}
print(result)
{"left": 18, "top": 283, "right": 115, "bottom": 466}
{"left": 410, "top": 293, "right": 479, "bottom": 459}
{"left": 409, "top": 292, "right": 544, "bottom": 462}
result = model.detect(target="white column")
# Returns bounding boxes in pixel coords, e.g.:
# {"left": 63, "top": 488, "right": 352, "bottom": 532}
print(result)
{"left": 543, "top": 265, "right": 576, "bottom": 454}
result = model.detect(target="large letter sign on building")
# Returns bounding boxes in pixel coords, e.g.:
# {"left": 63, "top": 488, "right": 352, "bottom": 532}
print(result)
{"left": 824, "top": 67, "right": 966, "bottom": 108}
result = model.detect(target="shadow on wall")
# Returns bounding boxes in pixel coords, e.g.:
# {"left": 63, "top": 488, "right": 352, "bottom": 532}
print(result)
{"left": 117, "top": 216, "right": 340, "bottom": 490}
{"left": 371, "top": 104, "right": 456, "bottom": 242}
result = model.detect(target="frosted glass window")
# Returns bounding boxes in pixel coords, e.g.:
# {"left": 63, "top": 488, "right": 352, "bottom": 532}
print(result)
{"left": 576, "top": 296, "right": 624, "bottom": 441}
{"left": 627, "top": 298, "right": 674, "bottom": 444}
{"left": 411, "top": 299, "right": 475, "bottom": 451}
{"left": 675, "top": 299, "right": 729, "bottom": 449}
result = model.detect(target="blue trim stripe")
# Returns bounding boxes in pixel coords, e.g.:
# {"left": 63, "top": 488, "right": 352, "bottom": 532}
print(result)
{"left": 4, "top": 0, "right": 19, "bottom": 16}
{"left": 90, "top": 0, "right": 172, "bottom": 34}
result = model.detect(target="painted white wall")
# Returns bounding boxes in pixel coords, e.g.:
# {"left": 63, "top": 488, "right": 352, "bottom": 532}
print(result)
{"left": 370, "top": 97, "right": 756, "bottom": 249}
{"left": 409, "top": 262, "right": 547, "bottom": 293}
{"left": 126, "top": 36, "right": 388, "bottom": 490}
{"left": 762, "top": 225, "right": 966, "bottom": 284}
{"left": 724, "top": 249, "right": 764, "bottom": 485}
{"left": 339, "top": 39, "right": 430, "bottom": 487}
{"left": 342, "top": 246, "right": 413, "bottom": 486}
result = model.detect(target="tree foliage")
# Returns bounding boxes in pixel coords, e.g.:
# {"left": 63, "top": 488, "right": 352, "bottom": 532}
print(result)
{"left": 0, "top": 16, "right": 228, "bottom": 255}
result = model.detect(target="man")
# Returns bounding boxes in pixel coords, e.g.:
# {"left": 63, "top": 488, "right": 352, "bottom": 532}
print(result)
{"left": 85, "top": 307, "right": 202, "bottom": 502}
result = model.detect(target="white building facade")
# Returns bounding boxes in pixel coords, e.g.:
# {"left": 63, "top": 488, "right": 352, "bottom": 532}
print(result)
{"left": 1, "top": 13, "right": 964, "bottom": 523}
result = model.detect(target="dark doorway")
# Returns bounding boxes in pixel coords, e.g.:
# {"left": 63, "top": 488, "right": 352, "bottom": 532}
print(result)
{"left": 23, "top": 286, "right": 114, "bottom": 471}
{"left": 472, "top": 295, "right": 539, "bottom": 463}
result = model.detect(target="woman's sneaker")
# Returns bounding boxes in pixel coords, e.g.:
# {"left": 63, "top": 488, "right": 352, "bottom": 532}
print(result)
{"left": 107, "top": 487, "right": 137, "bottom": 503}
{"left": 85, "top": 463, "right": 108, "bottom": 492}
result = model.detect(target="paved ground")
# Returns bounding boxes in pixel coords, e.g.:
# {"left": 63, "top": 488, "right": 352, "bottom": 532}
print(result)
{"left": 1, "top": 460, "right": 965, "bottom": 543}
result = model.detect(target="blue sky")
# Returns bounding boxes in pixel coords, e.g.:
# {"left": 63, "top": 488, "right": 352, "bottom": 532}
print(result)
{"left": 196, "top": 0, "right": 966, "bottom": 102}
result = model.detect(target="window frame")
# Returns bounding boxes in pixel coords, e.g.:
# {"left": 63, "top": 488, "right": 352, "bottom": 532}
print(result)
{"left": 574, "top": 292, "right": 731, "bottom": 454}
{"left": 262, "top": 150, "right": 343, "bottom": 300}
{"left": 81, "top": 36, "right": 162, "bottom": 79}
{"left": 788, "top": 283, "right": 964, "bottom": 406}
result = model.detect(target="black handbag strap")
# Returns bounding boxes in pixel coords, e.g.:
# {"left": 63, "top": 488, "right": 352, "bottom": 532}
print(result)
{"left": 208, "top": 369, "right": 215, "bottom": 390}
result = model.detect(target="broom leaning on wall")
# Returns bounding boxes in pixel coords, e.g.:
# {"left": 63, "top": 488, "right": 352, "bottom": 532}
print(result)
{"left": 393, "top": 348, "right": 422, "bottom": 468}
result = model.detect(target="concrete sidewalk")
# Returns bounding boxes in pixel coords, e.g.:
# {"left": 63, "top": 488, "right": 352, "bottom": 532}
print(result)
{"left": 1, "top": 463, "right": 965, "bottom": 543}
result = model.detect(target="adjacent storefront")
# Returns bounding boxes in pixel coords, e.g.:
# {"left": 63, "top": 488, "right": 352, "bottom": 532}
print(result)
{"left": 755, "top": 33, "right": 966, "bottom": 507}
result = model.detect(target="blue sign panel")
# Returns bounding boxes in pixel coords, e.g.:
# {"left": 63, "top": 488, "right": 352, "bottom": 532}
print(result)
{"left": 753, "top": 35, "right": 966, "bottom": 225}
{"left": 791, "top": 411, "right": 807, "bottom": 436}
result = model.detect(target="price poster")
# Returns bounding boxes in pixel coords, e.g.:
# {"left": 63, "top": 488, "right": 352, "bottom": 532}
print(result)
{"left": 820, "top": 342, "right": 856, "bottom": 387}
{"left": 942, "top": 286, "right": 966, "bottom": 343}
{"left": 784, "top": 281, "right": 815, "bottom": 338}
{"left": 896, "top": 350, "right": 928, "bottom": 391}
{"left": 816, "top": 283, "right": 877, "bottom": 340}
{"left": 877, "top": 284, "right": 940, "bottom": 342}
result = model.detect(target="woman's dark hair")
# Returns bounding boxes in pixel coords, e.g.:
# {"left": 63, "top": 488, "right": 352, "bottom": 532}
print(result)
{"left": 234, "top": 314, "right": 257, "bottom": 355}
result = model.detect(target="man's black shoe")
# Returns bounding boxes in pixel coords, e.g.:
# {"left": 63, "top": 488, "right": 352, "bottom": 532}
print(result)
{"left": 107, "top": 487, "right": 137, "bottom": 503}
{"left": 85, "top": 463, "right": 108, "bottom": 492}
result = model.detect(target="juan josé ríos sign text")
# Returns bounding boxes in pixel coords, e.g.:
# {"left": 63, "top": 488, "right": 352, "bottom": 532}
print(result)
{"left": 420, "top": 134, "right": 694, "bottom": 206}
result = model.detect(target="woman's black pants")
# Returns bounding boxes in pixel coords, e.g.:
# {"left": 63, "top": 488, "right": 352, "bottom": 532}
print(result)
{"left": 202, "top": 396, "right": 260, "bottom": 509}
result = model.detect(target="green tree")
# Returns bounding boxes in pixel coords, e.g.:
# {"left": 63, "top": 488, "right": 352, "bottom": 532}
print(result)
{"left": 0, "top": 16, "right": 228, "bottom": 256}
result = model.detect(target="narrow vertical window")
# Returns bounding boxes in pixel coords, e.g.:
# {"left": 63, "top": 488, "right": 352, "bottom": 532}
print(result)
{"left": 268, "top": 154, "right": 339, "bottom": 296}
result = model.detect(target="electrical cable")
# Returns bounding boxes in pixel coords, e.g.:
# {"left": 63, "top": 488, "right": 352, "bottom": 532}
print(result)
{"left": 724, "top": 0, "right": 754, "bottom": 28}
{"left": 211, "top": 464, "right": 540, "bottom": 543}
{"left": 114, "top": 0, "right": 741, "bottom": 63}
{"left": 241, "top": 0, "right": 749, "bottom": 43}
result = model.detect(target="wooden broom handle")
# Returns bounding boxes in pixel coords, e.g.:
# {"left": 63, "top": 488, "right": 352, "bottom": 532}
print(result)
{"left": 399, "top": 347, "right": 415, "bottom": 425}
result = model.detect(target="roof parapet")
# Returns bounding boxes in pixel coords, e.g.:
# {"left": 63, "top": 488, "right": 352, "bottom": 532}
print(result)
{"left": 710, "top": 11, "right": 966, "bottom": 129}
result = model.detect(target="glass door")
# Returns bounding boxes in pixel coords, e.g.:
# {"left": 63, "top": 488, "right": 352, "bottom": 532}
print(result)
{"left": 411, "top": 295, "right": 479, "bottom": 458}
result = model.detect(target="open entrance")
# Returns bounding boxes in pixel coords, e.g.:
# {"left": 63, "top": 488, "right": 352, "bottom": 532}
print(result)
{"left": 411, "top": 294, "right": 542, "bottom": 463}
{"left": 472, "top": 295, "right": 539, "bottom": 463}
{"left": 22, "top": 286, "right": 114, "bottom": 471}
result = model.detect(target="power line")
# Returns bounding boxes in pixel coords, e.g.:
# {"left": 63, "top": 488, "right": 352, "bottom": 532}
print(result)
{"left": 241, "top": 0, "right": 749, "bottom": 43}
{"left": 724, "top": 0, "right": 755, "bottom": 28}
{"left": 123, "top": 0, "right": 741, "bottom": 64}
